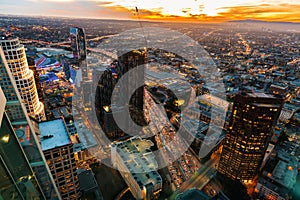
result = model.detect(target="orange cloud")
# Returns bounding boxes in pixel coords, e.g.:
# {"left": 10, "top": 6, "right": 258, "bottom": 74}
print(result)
{"left": 218, "top": 4, "right": 300, "bottom": 22}
{"left": 102, "top": 3, "right": 300, "bottom": 22}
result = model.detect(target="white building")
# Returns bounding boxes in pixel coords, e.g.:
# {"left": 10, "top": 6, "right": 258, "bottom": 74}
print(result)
{"left": 0, "top": 36, "right": 45, "bottom": 121}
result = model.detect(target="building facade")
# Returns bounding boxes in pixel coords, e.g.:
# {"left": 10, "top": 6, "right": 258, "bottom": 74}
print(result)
{"left": 116, "top": 49, "right": 147, "bottom": 127}
{"left": 218, "top": 92, "right": 283, "bottom": 182}
{"left": 70, "top": 27, "right": 91, "bottom": 111}
{"left": 0, "top": 36, "right": 45, "bottom": 121}
{"left": 0, "top": 87, "right": 45, "bottom": 199}
{"left": 0, "top": 47, "right": 60, "bottom": 199}
{"left": 39, "top": 119, "right": 80, "bottom": 200}
{"left": 27, "top": 57, "right": 44, "bottom": 104}
{"left": 95, "top": 66, "right": 126, "bottom": 140}
{"left": 70, "top": 27, "right": 86, "bottom": 61}
{"left": 95, "top": 50, "right": 148, "bottom": 140}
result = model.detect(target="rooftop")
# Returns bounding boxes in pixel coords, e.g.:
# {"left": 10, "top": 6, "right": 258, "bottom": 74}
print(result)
{"left": 77, "top": 169, "right": 100, "bottom": 194}
{"left": 247, "top": 92, "right": 276, "bottom": 99}
{"left": 199, "top": 94, "right": 229, "bottom": 109}
{"left": 258, "top": 177, "right": 289, "bottom": 198}
{"left": 271, "top": 151, "right": 298, "bottom": 188}
{"left": 39, "top": 118, "right": 71, "bottom": 151}
{"left": 176, "top": 188, "right": 210, "bottom": 200}
{"left": 260, "top": 150, "right": 298, "bottom": 196}
{"left": 112, "top": 136, "right": 162, "bottom": 189}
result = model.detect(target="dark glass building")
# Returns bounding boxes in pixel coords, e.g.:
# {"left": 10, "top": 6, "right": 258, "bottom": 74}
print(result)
{"left": 95, "top": 65, "right": 124, "bottom": 140}
{"left": 116, "top": 49, "right": 148, "bottom": 127}
{"left": 70, "top": 27, "right": 86, "bottom": 61}
{"left": 0, "top": 87, "right": 44, "bottom": 199}
{"left": 218, "top": 92, "right": 283, "bottom": 182}
{"left": 70, "top": 27, "right": 90, "bottom": 110}
{"left": 95, "top": 50, "right": 148, "bottom": 140}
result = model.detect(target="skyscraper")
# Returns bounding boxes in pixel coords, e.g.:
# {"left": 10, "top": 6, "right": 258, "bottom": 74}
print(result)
{"left": 116, "top": 49, "right": 148, "bottom": 127}
{"left": 218, "top": 92, "right": 283, "bottom": 182}
{"left": 0, "top": 87, "right": 44, "bottom": 199}
{"left": 70, "top": 27, "right": 91, "bottom": 109}
{"left": 0, "top": 48, "right": 60, "bottom": 199}
{"left": 95, "top": 50, "right": 148, "bottom": 140}
{"left": 70, "top": 27, "right": 86, "bottom": 61}
{"left": 39, "top": 118, "right": 80, "bottom": 200}
{"left": 95, "top": 66, "right": 125, "bottom": 140}
{"left": 0, "top": 36, "right": 45, "bottom": 121}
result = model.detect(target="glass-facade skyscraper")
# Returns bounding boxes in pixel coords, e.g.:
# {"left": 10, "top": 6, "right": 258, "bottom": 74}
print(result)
{"left": 116, "top": 49, "right": 148, "bottom": 128}
{"left": 0, "top": 87, "right": 44, "bottom": 199}
{"left": 218, "top": 92, "right": 283, "bottom": 182}
{"left": 0, "top": 48, "right": 60, "bottom": 199}
{"left": 70, "top": 27, "right": 86, "bottom": 61}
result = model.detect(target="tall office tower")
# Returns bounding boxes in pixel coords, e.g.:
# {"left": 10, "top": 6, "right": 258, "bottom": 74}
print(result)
{"left": 70, "top": 27, "right": 91, "bottom": 110}
{"left": 116, "top": 49, "right": 148, "bottom": 127}
{"left": 70, "top": 27, "right": 87, "bottom": 78}
{"left": 27, "top": 58, "right": 44, "bottom": 104}
{"left": 0, "top": 87, "right": 44, "bottom": 199}
{"left": 218, "top": 92, "right": 283, "bottom": 182}
{"left": 0, "top": 36, "right": 46, "bottom": 121}
{"left": 39, "top": 118, "right": 80, "bottom": 200}
{"left": 0, "top": 48, "right": 60, "bottom": 199}
{"left": 95, "top": 50, "right": 147, "bottom": 140}
{"left": 95, "top": 66, "right": 126, "bottom": 140}
{"left": 70, "top": 27, "right": 87, "bottom": 61}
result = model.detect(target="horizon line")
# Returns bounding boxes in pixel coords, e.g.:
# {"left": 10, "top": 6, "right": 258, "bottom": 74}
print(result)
{"left": 1, "top": 13, "right": 300, "bottom": 24}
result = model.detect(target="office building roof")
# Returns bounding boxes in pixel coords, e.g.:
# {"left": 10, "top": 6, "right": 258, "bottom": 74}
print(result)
{"left": 247, "top": 92, "right": 276, "bottom": 99}
{"left": 39, "top": 118, "right": 71, "bottom": 151}
{"left": 176, "top": 188, "right": 211, "bottom": 200}
{"left": 77, "top": 169, "right": 101, "bottom": 195}
{"left": 258, "top": 177, "right": 289, "bottom": 198}
{"left": 260, "top": 150, "right": 298, "bottom": 198}
{"left": 199, "top": 94, "right": 229, "bottom": 109}
{"left": 112, "top": 136, "right": 162, "bottom": 189}
{"left": 269, "top": 151, "right": 298, "bottom": 189}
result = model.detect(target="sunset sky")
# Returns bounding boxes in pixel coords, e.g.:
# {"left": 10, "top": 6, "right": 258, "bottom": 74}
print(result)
{"left": 1, "top": 0, "right": 299, "bottom": 22}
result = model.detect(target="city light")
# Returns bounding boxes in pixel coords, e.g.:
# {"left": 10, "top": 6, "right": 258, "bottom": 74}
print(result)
{"left": 1, "top": 135, "right": 9, "bottom": 143}
{"left": 0, "top": 2, "right": 299, "bottom": 200}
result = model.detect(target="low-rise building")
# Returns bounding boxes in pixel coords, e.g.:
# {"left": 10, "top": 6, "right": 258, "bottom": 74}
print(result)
{"left": 255, "top": 151, "right": 298, "bottom": 200}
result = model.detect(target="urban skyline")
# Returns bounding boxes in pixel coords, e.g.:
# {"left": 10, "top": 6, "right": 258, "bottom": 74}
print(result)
{"left": 0, "top": 3, "right": 299, "bottom": 200}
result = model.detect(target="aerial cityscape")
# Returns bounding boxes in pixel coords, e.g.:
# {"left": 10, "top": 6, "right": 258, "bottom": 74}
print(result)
{"left": 0, "top": 1, "right": 299, "bottom": 200}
